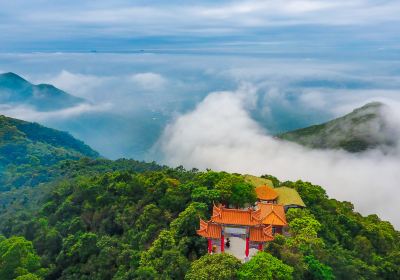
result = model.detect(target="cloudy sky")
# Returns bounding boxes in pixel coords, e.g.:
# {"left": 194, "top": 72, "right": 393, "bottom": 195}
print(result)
{"left": 1, "top": 1, "right": 400, "bottom": 226}
{"left": 1, "top": 0, "right": 400, "bottom": 56}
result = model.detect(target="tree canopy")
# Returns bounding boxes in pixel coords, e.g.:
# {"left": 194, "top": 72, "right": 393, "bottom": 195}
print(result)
{"left": 185, "top": 253, "right": 241, "bottom": 280}
{"left": 237, "top": 252, "right": 294, "bottom": 280}
{"left": 0, "top": 162, "right": 398, "bottom": 279}
{"left": 0, "top": 236, "right": 44, "bottom": 280}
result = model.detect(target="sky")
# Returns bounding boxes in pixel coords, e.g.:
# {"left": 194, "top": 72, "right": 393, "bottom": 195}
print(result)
{"left": 1, "top": 1, "right": 400, "bottom": 226}
{"left": 0, "top": 0, "right": 400, "bottom": 56}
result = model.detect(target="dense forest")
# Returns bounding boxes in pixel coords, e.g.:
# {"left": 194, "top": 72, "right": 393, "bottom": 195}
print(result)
{"left": 0, "top": 158, "right": 398, "bottom": 279}
{"left": 0, "top": 115, "right": 99, "bottom": 191}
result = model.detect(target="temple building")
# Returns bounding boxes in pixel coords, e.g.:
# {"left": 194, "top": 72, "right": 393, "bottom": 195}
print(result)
{"left": 256, "top": 184, "right": 279, "bottom": 203}
{"left": 256, "top": 185, "right": 306, "bottom": 210}
{"left": 197, "top": 183, "right": 305, "bottom": 260}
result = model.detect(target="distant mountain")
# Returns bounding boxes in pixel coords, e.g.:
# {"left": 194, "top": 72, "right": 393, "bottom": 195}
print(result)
{"left": 0, "top": 72, "right": 85, "bottom": 111}
{"left": 277, "top": 102, "right": 397, "bottom": 153}
{"left": 0, "top": 115, "right": 99, "bottom": 190}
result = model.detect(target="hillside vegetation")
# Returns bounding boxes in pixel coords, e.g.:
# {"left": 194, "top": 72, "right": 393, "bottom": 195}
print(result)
{"left": 0, "top": 113, "right": 399, "bottom": 279}
{"left": 0, "top": 115, "right": 99, "bottom": 191}
{"left": 0, "top": 163, "right": 398, "bottom": 280}
{"left": 277, "top": 102, "right": 397, "bottom": 153}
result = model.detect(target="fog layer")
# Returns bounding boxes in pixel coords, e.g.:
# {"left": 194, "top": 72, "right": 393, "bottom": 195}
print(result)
{"left": 158, "top": 85, "right": 400, "bottom": 227}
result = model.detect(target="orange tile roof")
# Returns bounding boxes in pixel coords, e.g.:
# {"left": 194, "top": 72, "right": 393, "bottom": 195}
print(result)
{"left": 197, "top": 219, "right": 222, "bottom": 239}
{"left": 257, "top": 203, "right": 287, "bottom": 226}
{"left": 256, "top": 185, "right": 278, "bottom": 201}
{"left": 249, "top": 226, "right": 274, "bottom": 242}
{"left": 211, "top": 205, "right": 263, "bottom": 226}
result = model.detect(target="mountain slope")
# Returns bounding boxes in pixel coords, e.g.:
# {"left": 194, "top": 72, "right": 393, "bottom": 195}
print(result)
{"left": 0, "top": 72, "right": 85, "bottom": 111}
{"left": 0, "top": 115, "right": 99, "bottom": 190}
{"left": 277, "top": 102, "right": 397, "bottom": 152}
{"left": 0, "top": 168, "right": 398, "bottom": 279}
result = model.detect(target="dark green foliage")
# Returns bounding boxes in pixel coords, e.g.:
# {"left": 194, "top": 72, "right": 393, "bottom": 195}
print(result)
{"left": 139, "top": 230, "right": 190, "bottom": 279}
{"left": 0, "top": 158, "right": 165, "bottom": 233}
{"left": 261, "top": 174, "right": 281, "bottom": 187}
{"left": 237, "top": 252, "right": 294, "bottom": 280}
{"left": 0, "top": 115, "right": 99, "bottom": 191}
{"left": 266, "top": 177, "right": 400, "bottom": 280}
{"left": 0, "top": 163, "right": 398, "bottom": 279}
{"left": 1, "top": 168, "right": 212, "bottom": 279}
{"left": 185, "top": 253, "right": 241, "bottom": 280}
{"left": 213, "top": 172, "right": 257, "bottom": 207}
{"left": 0, "top": 236, "right": 45, "bottom": 280}
{"left": 304, "top": 255, "right": 334, "bottom": 280}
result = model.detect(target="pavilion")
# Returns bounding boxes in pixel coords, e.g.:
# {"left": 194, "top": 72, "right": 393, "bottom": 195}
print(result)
{"left": 196, "top": 184, "right": 304, "bottom": 260}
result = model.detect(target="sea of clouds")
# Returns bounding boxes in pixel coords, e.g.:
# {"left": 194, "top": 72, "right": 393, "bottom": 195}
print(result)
{"left": 156, "top": 84, "right": 400, "bottom": 227}
{"left": 1, "top": 52, "right": 400, "bottom": 227}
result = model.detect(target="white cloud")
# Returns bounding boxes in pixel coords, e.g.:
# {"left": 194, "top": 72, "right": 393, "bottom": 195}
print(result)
{"left": 3, "top": 0, "right": 400, "bottom": 45}
{"left": 45, "top": 70, "right": 106, "bottom": 100}
{"left": 157, "top": 86, "right": 400, "bottom": 228}
{"left": 24, "top": 1, "right": 397, "bottom": 28}
{"left": 130, "top": 72, "right": 168, "bottom": 91}
{"left": 0, "top": 102, "right": 112, "bottom": 122}
{"left": 2, "top": 52, "right": 400, "bottom": 164}
{"left": 39, "top": 70, "right": 171, "bottom": 112}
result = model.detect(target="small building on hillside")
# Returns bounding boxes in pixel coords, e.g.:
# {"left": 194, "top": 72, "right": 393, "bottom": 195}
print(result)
{"left": 197, "top": 203, "right": 287, "bottom": 260}
{"left": 256, "top": 185, "right": 305, "bottom": 211}
{"left": 197, "top": 178, "right": 306, "bottom": 261}
{"left": 255, "top": 185, "right": 278, "bottom": 204}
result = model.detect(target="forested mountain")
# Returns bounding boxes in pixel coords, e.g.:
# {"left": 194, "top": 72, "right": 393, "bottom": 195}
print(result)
{"left": 0, "top": 163, "right": 398, "bottom": 279}
{"left": 0, "top": 115, "right": 99, "bottom": 191}
{"left": 0, "top": 72, "right": 85, "bottom": 111}
{"left": 0, "top": 111, "right": 398, "bottom": 280}
{"left": 277, "top": 102, "right": 397, "bottom": 153}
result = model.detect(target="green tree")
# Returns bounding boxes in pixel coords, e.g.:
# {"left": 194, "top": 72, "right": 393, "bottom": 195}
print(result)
{"left": 185, "top": 253, "right": 241, "bottom": 280}
{"left": 215, "top": 174, "right": 256, "bottom": 207}
{"left": 353, "top": 235, "right": 373, "bottom": 262}
{"left": 170, "top": 202, "right": 208, "bottom": 259}
{"left": 191, "top": 186, "right": 220, "bottom": 205}
{"left": 170, "top": 202, "right": 207, "bottom": 238}
{"left": 15, "top": 273, "right": 41, "bottom": 280}
{"left": 140, "top": 230, "right": 189, "bottom": 279}
{"left": 286, "top": 209, "right": 324, "bottom": 253}
{"left": 0, "top": 236, "right": 43, "bottom": 280}
{"left": 134, "top": 266, "right": 158, "bottom": 279}
{"left": 304, "top": 255, "right": 334, "bottom": 280}
{"left": 237, "top": 252, "right": 293, "bottom": 280}
{"left": 261, "top": 174, "right": 280, "bottom": 187}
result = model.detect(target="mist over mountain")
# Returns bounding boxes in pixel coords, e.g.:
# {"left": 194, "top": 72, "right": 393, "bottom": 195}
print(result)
{"left": 0, "top": 72, "right": 85, "bottom": 111}
{"left": 1, "top": 0, "right": 400, "bottom": 279}
{"left": 278, "top": 102, "right": 400, "bottom": 153}
{"left": 156, "top": 87, "right": 400, "bottom": 227}
{"left": 2, "top": 52, "right": 400, "bottom": 161}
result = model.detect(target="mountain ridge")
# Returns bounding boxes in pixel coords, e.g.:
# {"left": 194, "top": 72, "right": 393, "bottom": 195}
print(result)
{"left": 0, "top": 72, "right": 85, "bottom": 111}
{"left": 0, "top": 105, "right": 398, "bottom": 279}
{"left": 0, "top": 114, "right": 99, "bottom": 190}
{"left": 277, "top": 102, "right": 397, "bottom": 153}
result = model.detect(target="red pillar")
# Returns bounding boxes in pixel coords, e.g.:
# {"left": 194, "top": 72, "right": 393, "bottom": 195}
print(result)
{"left": 258, "top": 243, "right": 263, "bottom": 251}
{"left": 208, "top": 238, "right": 212, "bottom": 254}
{"left": 245, "top": 237, "right": 250, "bottom": 257}
{"left": 221, "top": 234, "right": 225, "bottom": 252}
